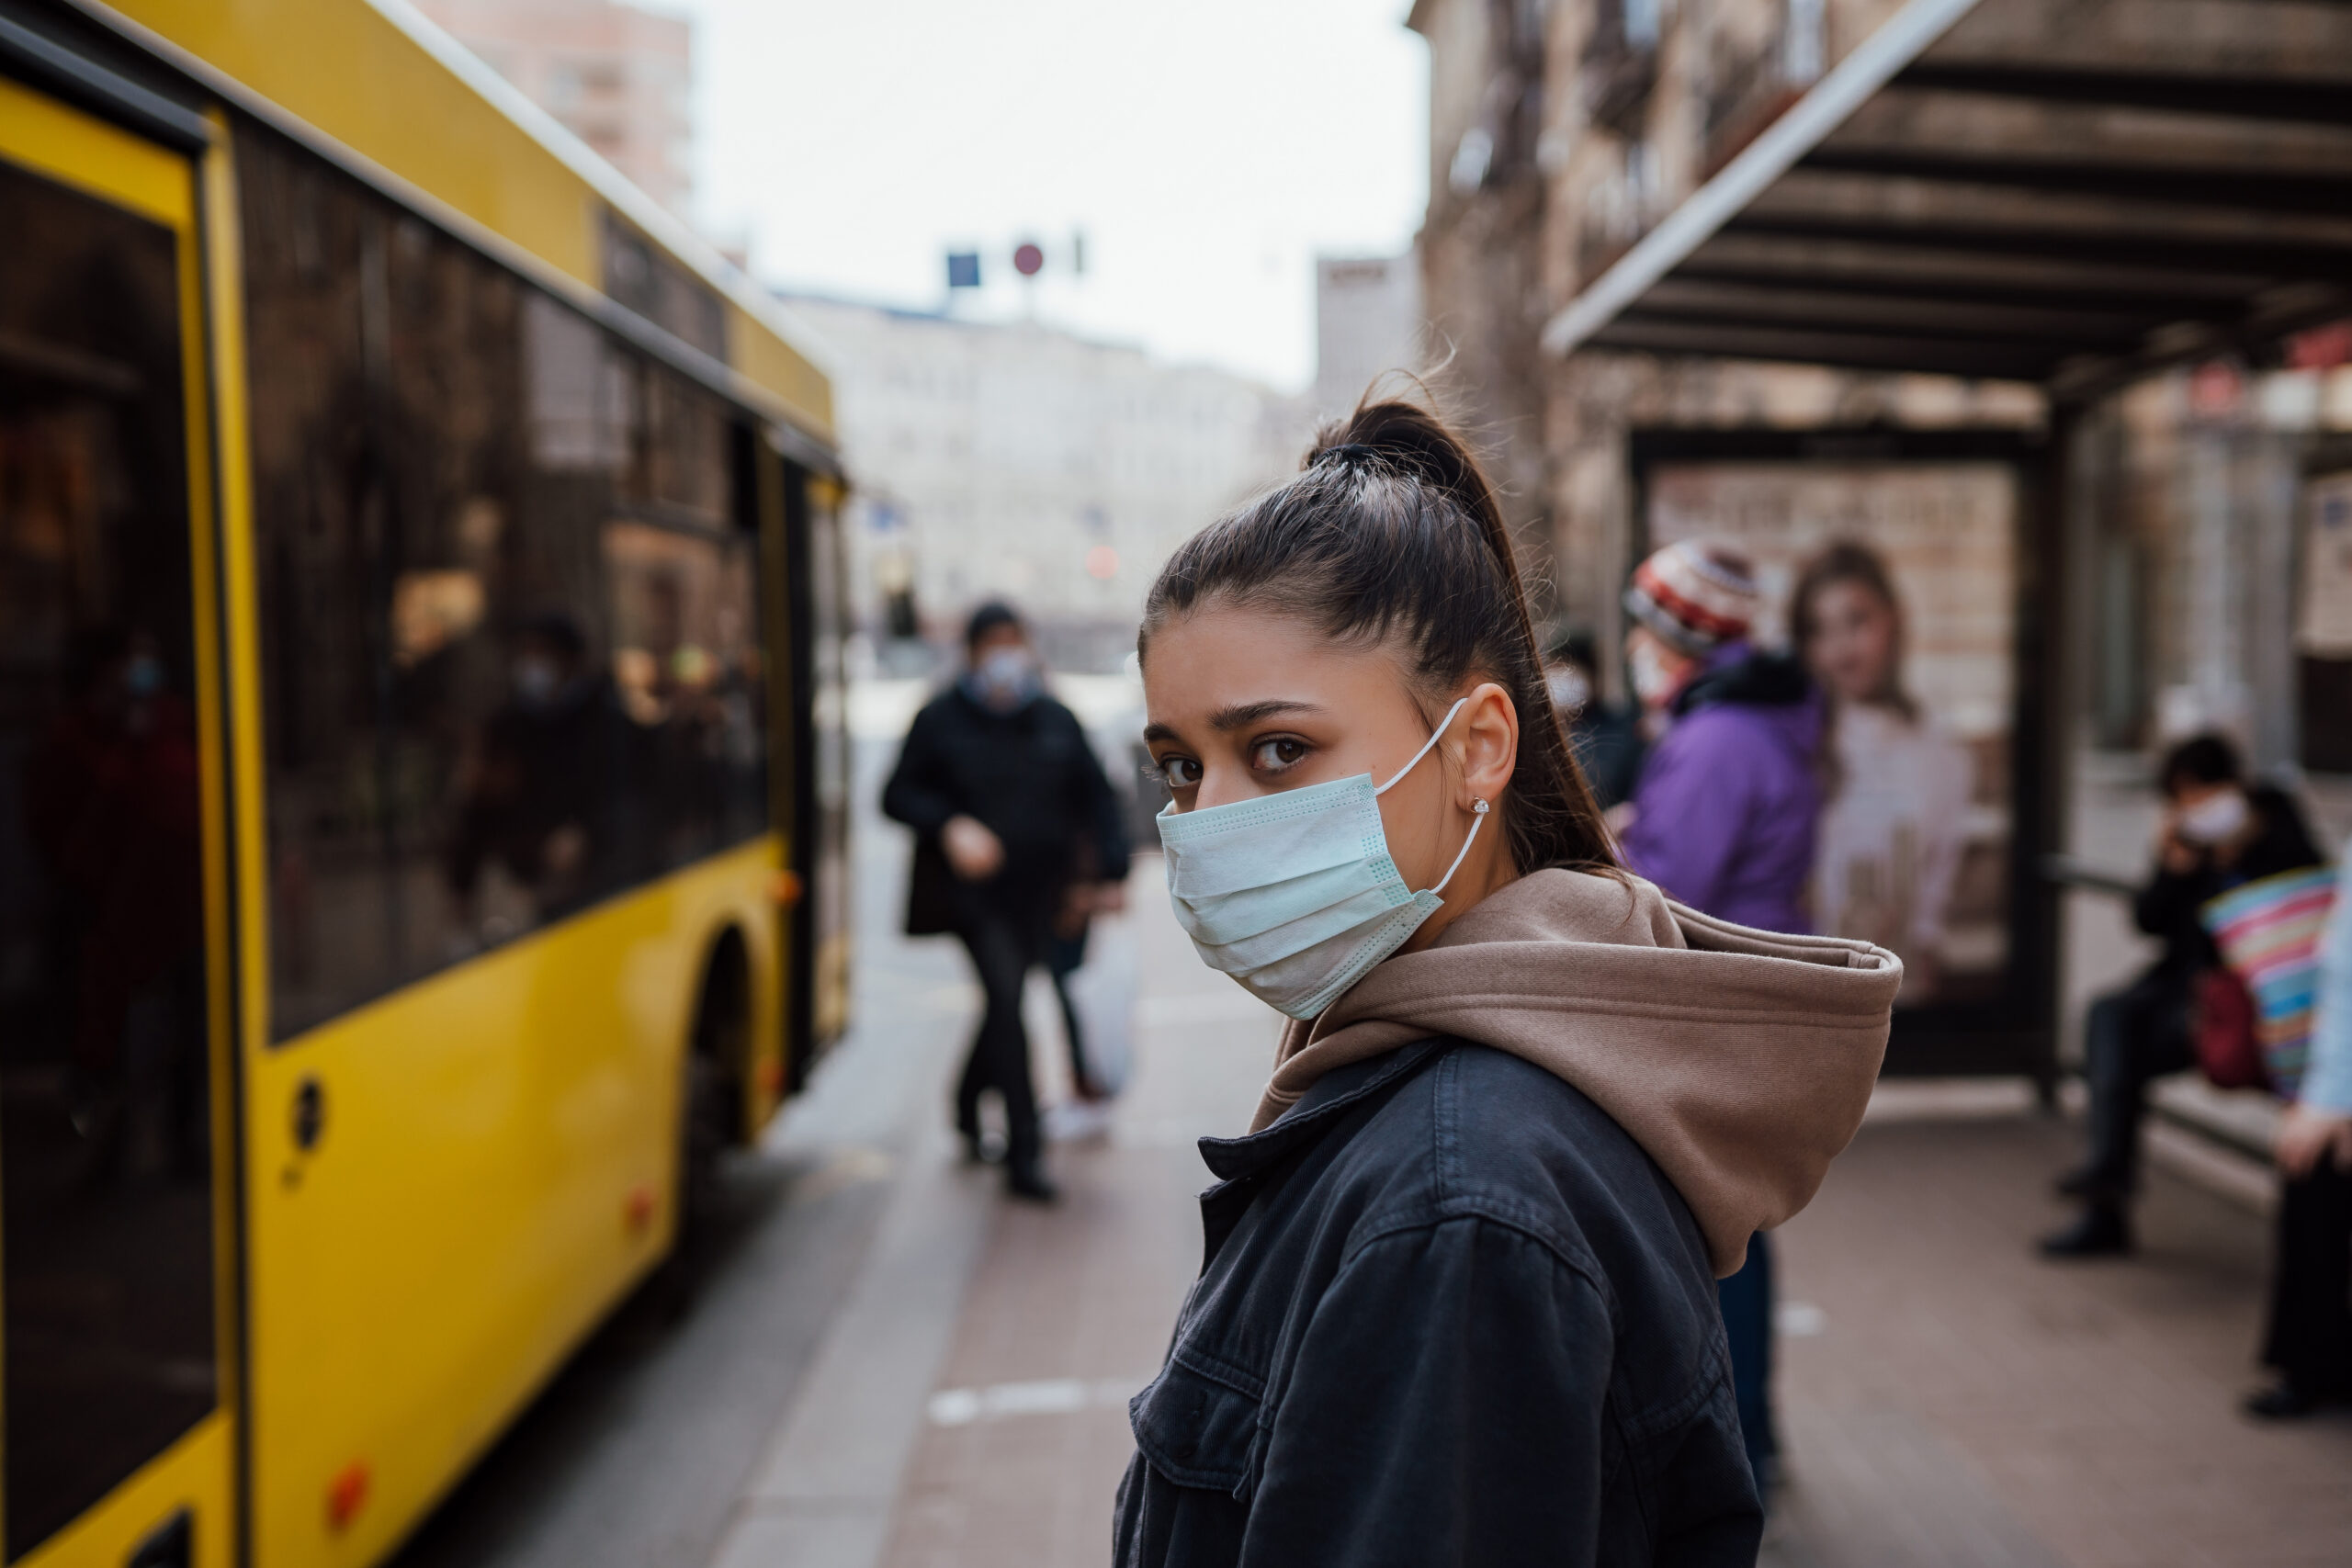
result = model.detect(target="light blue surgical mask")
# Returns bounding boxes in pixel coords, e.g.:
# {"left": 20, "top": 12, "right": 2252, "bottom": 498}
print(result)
{"left": 964, "top": 646, "right": 1043, "bottom": 714}
{"left": 1156, "top": 697, "right": 1487, "bottom": 1021}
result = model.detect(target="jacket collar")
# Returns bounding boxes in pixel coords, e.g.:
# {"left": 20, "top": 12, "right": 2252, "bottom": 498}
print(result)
{"left": 1673, "top": 643, "right": 1812, "bottom": 716}
{"left": 1197, "top": 1038, "right": 1450, "bottom": 1183}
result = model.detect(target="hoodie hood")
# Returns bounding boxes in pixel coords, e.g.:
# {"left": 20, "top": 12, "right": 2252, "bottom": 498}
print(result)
{"left": 1254, "top": 867, "right": 1900, "bottom": 1276}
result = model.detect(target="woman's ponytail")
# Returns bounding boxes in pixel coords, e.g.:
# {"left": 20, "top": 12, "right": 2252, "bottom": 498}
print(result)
{"left": 1147, "top": 396, "right": 1615, "bottom": 875}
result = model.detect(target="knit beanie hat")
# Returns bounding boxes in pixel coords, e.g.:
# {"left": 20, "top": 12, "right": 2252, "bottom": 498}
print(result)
{"left": 1624, "top": 539, "right": 1759, "bottom": 656}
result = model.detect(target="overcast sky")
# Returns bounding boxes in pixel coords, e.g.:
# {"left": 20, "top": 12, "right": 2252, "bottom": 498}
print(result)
{"left": 673, "top": 0, "right": 1429, "bottom": 392}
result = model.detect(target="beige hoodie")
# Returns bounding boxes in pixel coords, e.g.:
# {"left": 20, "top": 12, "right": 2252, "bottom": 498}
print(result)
{"left": 1256, "top": 867, "right": 1902, "bottom": 1277}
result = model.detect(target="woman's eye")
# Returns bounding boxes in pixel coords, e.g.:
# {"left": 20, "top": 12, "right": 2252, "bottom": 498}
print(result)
{"left": 1158, "top": 755, "right": 1202, "bottom": 788}
{"left": 1250, "top": 738, "right": 1307, "bottom": 772}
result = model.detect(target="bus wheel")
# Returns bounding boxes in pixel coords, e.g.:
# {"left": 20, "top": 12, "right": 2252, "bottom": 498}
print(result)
{"left": 659, "top": 931, "right": 748, "bottom": 1313}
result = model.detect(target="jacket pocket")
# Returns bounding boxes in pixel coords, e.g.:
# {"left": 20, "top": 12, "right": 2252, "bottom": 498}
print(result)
{"left": 1127, "top": 1348, "right": 1265, "bottom": 1499}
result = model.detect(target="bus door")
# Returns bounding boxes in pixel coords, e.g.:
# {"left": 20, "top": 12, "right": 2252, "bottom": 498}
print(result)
{"left": 0, "top": 76, "right": 237, "bottom": 1568}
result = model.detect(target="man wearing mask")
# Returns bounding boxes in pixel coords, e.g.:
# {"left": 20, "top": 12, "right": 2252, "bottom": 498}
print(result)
{"left": 1614, "top": 539, "right": 1825, "bottom": 1499}
{"left": 884, "top": 604, "right": 1130, "bottom": 1201}
{"left": 2043, "top": 734, "right": 2324, "bottom": 1257}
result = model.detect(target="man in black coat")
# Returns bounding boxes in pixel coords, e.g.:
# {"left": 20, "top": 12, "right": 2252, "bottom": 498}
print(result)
{"left": 2042, "top": 733, "right": 2324, "bottom": 1257}
{"left": 882, "top": 604, "right": 1129, "bottom": 1200}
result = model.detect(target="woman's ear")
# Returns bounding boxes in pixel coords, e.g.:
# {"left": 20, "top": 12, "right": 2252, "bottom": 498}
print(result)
{"left": 1455, "top": 680, "right": 1518, "bottom": 805}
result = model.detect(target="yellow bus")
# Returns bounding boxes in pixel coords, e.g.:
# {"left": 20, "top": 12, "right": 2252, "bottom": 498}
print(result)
{"left": 0, "top": 2, "right": 853, "bottom": 1564}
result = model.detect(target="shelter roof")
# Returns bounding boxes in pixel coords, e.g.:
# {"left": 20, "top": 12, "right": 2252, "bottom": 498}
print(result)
{"left": 1542, "top": 0, "right": 2352, "bottom": 399}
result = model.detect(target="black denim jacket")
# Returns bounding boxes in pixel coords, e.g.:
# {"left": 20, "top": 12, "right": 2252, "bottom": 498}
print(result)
{"left": 1113, "top": 1040, "right": 1761, "bottom": 1568}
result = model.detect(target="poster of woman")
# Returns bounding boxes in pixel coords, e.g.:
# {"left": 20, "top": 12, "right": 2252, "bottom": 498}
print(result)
{"left": 1648, "top": 462, "right": 2016, "bottom": 1007}
{"left": 1794, "top": 544, "right": 1975, "bottom": 1000}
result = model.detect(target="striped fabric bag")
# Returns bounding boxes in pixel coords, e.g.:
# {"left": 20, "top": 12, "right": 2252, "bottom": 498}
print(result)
{"left": 2202, "top": 865, "right": 2339, "bottom": 1098}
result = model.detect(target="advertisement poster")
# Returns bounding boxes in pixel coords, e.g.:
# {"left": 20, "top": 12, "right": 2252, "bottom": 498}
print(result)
{"left": 2297, "top": 469, "right": 2352, "bottom": 659}
{"left": 1648, "top": 462, "right": 2017, "bottom": 1007}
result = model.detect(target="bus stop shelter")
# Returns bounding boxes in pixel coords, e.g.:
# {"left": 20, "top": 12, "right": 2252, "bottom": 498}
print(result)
{"left": 1542, "top": 0, "right": 2352, "bottom": 1083}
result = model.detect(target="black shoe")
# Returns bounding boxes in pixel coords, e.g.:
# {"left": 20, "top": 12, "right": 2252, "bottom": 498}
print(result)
{"left": 2039, "top": 1206, "right": 2132, "bottom": 1258}
{"left": 2052, "top": 1166, "right": 2117, "bottom": 1200}
{"left": 1004, "top": 1162, "right": 1058, "bottom": 1203}
{"left": 2244, "top": 1380, "right": 2324, "bottom": 1420}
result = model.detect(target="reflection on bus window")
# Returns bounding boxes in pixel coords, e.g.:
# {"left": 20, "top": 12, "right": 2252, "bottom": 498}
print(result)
{"left": 446, "top": 614, "right": 629, "bottom": 934}
{"left": 605, "top": 519, "right": 765, "bottom": 866}
{"left": 0, "top": 153, "right": 217, "bottom": 1562}
{"left": 240, "top": 129, "right": 766, "bottom": 1042}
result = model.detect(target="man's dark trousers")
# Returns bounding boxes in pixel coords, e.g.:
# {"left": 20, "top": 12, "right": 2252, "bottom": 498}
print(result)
{"left": 953, "top": 887, "right": 1048, "bottom": 1172}
{"left": 2265, "top": 1158, "right": 2352, "bottom": 1395}
{"left": 2080, "top": 968, "right": 2196, "bottom": 1195}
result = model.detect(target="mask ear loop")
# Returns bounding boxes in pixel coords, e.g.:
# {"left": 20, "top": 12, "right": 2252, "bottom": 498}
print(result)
{"left": 1375, "top": 696, "right": 1472, "bottom": 795}
{"left": 1430, "top": 798, "right": 1488, "bottom": 896}
{"left": 1373, "top": 696, "right": 1487, "bottom": 897}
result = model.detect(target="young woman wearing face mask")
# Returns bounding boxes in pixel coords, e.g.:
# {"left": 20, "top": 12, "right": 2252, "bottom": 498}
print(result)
{"left": 1114, "top": 401, "right": 1901, "bottom": 1568}
{"left": 2041, "top": 732, "right": 2324, "bottom": 1258}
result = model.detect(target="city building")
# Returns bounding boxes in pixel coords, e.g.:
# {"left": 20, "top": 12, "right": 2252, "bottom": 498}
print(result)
{"left": 411, "top": 0, "right": 695, "bottom": 219}
{"left": 1409, "top": 0, "right": 2352, "bottom": 1086}
{"left": 1410, "top": 0, "right": 1556, "bottom": 615}
{"left": 775, "top": 296, "right": 1309, "bottom": 672}
{"left": 1313, "top": 251, "right": 1426, "bottom": 423}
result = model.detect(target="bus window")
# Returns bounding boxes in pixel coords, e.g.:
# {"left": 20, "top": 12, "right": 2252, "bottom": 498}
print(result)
{"left": 603, "top": 519, "right": 766, "bottom": 867}
{"left": 239, "top": 131, "right": 765, "bottom": 1042}
{"left": 0, "top": 152, "right": 216, "bottom": 1558}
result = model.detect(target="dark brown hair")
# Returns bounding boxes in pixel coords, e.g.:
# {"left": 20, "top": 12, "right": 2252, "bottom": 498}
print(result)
{"left": 1792, "top": 539, "right": 1917, "bottom": 722}
{"left": 1138, "top": 399, "right": 1616, "bottom": 875}
{"left": 2160, "top": 732, "right": 2242, "bottom": 795}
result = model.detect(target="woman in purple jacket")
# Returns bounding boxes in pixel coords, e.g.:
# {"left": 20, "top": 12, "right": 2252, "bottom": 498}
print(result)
{"left": 1616, "top": 540, "right": 1824, "bottom": 932}
{"left": 1616, "top": 538, "right": 1827, "bottom": 1497}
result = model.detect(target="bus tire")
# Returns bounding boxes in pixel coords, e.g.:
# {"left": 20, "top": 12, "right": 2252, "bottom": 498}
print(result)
{"left": 657, "top": 930, "right": 748, "bottom": 1313}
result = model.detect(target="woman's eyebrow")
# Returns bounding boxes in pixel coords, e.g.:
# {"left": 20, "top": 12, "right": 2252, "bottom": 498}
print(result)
{"left": 1209, "top": 699, "right": 1324, "bottom": 731}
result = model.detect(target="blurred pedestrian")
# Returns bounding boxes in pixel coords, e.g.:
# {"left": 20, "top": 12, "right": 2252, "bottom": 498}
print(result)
{"left": 447, "top": 614, "right": 632, "bottom": 925}
{"left": 1615, "top": 541, "right": 1821, "bottom": 932}
{"left": 1613, "top": 537, "right": 1826, "bottom": 1499}
{"left": 27, "top": 627, "right": 207, "bottom": 1180}
{"left": 1116, "top": 403, "right": 1897, "bottom": 1565}
{"left": 2042, "top": 734, "right": 2323, "bottom": 1258}
{"left": 2249, "top": 837, "right": 2352, "bottom": 1417}
{"left": 882, "top": 604, "right": 1129, "bottom": 1201}
{"left": 1544, "top": 636, "right": 1644, "bottom": 811}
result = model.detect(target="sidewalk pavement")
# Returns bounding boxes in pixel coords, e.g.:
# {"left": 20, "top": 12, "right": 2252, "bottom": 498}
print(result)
{"left": 706, "top": 854, "right": 1268, "bottom": 1568}
{"left": 1769, "top": 1093, "right": 2352, "bottom": 1567}
{"left": 714, "top": 853, "right": 2352, "bottom": 1568}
